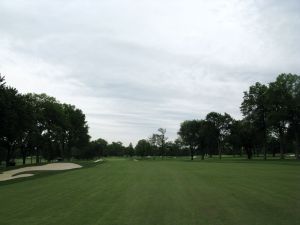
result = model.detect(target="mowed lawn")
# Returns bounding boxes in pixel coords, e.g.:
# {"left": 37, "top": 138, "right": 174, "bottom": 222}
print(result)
{"left": 0, "top": 158, "right": 299, "bottom": 225}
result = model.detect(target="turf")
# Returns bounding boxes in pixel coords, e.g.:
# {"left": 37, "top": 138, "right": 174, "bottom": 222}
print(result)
{"left": 0, "top": 158, "right": 299, "bottom": 225}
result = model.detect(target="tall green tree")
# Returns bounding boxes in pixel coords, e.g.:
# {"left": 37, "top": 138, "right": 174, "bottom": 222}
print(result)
{"left": 24, "top": 94, "right": 90, "bottom": 161}
{"left": 202, "top": 120, "right": 219, "bottom": 157}
{"left": 287, "top": 75, "right": 300, "bottom": 159}
{"left": 206, "top": 112, "right": 233, "bottom": 159}
{"left": 62, "top": 104, "right": 90, "bottom": 159}
{"left": 125, "top": 143, "right": 134, "bottom": 157}
{"left": 239, "top": 119, "right": 256, "bottom": 159}
{"left": 106, "top": 142, "right": 124, "bottom": 156}
{"left": 135, "top": 139, "right": 151, "bottom": 158}
{"left": 0, "top": 77, "right": 30, "bottom": 166}
{"left": 90, "top": 138, "right": 107, "bottom": 158}
{"left": 149, "top": 128, "right": 167, "bottom": 157}
{"left": 228, "top": 120, "right": 243, "bottom": 157}
{"left": 241, "top": 82, "right": 268, "bottom": 160}
{"left": 178, "top": 120, "right": 200, "bottom": 160}
{"left": 26, "top": 94, "right": 65, "bottom": 162}
{"left": 266, "top": 74, "right": 299, "bottom": 159}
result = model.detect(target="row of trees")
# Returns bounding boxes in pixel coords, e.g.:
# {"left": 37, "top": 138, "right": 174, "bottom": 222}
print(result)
{"left": 0, "top": 74, "right": 181, "bottom": 165}
{"left": 1, "top": 73, "right": 299, "bottom": 165}
{"left": 0, "top": 75, "right": 90, "bottom": 167}
{"left": 120, "top": 73, "right": 299, "bottom": 161}
{"left": 178, "top": 73, "right": 300, "bottom": 160}
{"left": 86, "top": 132, "right": 188, "bottom": 159}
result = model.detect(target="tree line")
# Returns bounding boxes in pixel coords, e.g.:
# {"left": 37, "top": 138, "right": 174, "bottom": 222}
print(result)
{"left": 123, "top": 73, "right": 299, "bottom": 161}
{"left": 178, "top": 73, "right": 300, "bottom": 160}
{"left": 0, "top": 75, "right": 183, "bottom": 167}
{"left": 0, "top": 75, "right": 90, "bottom": 167}
{"left": 1, "top": 73, "right": 299, "bottom": 166}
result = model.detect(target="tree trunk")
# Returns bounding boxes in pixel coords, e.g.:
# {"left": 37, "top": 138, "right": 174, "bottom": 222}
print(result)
{"left": 6, "top": 143, "right": 16, "bottom": 167}
{"left": 201, "top": 152, "right": 205, "bottom": 160}
{"left": 246, "top": 147, "right": 252, "bottom": 160}
{"left": 67, "top": 142, "right": 72, "bottom": 161}
{"left": 21, "top": 145, "right": 26, "bottom": 165}
{"left": 218, "top": 142, "right": 222, "bottom": 159}
{"left": 61, "top": 141, "right": 65, "bottom": 161}
{"left": 190, "top": 147, "right": 194, "bottom": 160}
{"left": 36, "top": 147, "right": 40, "bottom": 164}
{"left": 263, "top": 143, "right": 267, "bottom": 160}
{"left": 30, "top": 149, "right": 33, "bottom": 164}
{"left": 5, "top": 144, "right": 11, "bottom": 167}
{"left": 279, "top": 127, "right": 285, "bottom": 159}
{"left": 47, "top": 141, "right": 54, "bottom": 163}
{"left": 295, "top": 135, "right": 299, "bottom": 160}
{"left": 262, "top": 115, "right": 267, "bottom": 160}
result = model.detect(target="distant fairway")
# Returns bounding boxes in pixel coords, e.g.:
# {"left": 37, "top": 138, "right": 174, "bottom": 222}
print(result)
{"left": 0, "top": 158, "right": 299, "bottom": 225}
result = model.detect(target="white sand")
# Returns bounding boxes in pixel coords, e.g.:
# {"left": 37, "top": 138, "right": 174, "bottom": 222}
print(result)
{"left": 94, "top": 159, "right": 103, "bottom": 163}
{"left": 0, "top": 163, "right": 82, "bottom": 182}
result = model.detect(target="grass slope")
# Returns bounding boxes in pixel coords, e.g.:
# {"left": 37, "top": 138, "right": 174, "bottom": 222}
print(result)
{"left": 0, "top": 158, "right": 299, "bottom": 225}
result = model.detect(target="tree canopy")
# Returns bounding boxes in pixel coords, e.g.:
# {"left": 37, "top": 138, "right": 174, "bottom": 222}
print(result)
{"left": 1, "top": 73, "right": 299, "bottom": 165}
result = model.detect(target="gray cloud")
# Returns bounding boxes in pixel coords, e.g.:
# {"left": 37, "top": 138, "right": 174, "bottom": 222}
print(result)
{"left": 1, "top": 0, "right": 299, "bottom": 145}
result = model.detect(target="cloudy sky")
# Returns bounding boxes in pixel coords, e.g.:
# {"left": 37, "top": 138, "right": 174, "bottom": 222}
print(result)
{"left": 0, "top": 0, "right": 299, "bottom": 145}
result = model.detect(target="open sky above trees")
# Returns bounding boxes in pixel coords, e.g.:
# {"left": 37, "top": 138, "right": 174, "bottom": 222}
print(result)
{"left": 0, "top": 0, "right": 300, "bottom": 144}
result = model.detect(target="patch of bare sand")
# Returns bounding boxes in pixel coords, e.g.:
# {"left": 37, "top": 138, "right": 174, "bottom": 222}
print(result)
{"left": 0, "top": 163, "right": 82, "bottom": 182}
{"left": 94, "top": 159, "right": 104, "bottom": 163}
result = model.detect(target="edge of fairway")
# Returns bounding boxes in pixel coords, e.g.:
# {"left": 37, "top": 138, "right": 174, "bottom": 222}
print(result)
{"left": 0, "top": 159, "right": 106, "bottom": 186}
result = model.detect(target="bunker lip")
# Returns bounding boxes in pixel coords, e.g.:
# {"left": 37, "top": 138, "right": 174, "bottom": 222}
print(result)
{"left": 0, "top": 163, "right": 82, "bottom": 181}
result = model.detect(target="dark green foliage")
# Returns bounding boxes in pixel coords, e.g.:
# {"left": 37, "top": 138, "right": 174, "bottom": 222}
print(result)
{"left": 124, "top": 143, "right": 134, "bottom": 157}
{"left": 266, "top": 74, "right": 300, "bottom": 159}
{"left": 206, "top": 112, "right": 233, "bottom": 159}
{"left": 0, "top": 79, "right": 31, "bottom": 166}
{"left": 106, "top": 142, "right": 124, "bottom": 156}
{"left": 241, "top": 82, "right": 268, "bottom": 159}
{"left": 89, "top": 138, "right": 108, "bottom": 158}
{"left": 0, "top": 76, "right": 90, "bottom": 166}
{"left": 178, "top": 120, "right": 201, "bottom": 160}
{"left": 149, "top": 128, "right": 168, "bottom": 157}
{"left": 1, "top": 72, "right": 300, "bottom": 162}
{"left": 135, "top": 139, "right": 151, "bottom": 157}
{"left": 178, "top": 74, "right": 300, "bottom": 160}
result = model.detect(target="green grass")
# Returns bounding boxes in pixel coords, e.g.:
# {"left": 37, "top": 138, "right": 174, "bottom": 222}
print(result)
{"left": 0, "top": 158, "right": 299, "bottom": 225}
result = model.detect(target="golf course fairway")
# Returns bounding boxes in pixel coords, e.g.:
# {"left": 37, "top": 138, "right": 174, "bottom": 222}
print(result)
{"left": 0, "top": 158, "right": 299, "bottom": 225}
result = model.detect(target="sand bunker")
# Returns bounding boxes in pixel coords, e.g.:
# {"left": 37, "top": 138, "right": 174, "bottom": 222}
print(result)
{"left": 94, "top": 159, "right": 104, "bottom": 163}
{"left": 0, "top": 163, "right": 82, "bottom": 182}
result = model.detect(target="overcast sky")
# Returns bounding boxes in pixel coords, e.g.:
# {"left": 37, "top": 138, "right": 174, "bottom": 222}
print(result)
{"left": 0, "top": 0, "right": 299, "bottom": 145}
